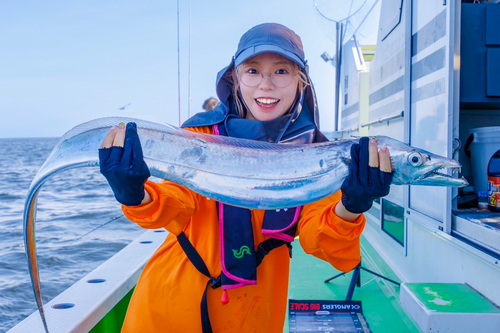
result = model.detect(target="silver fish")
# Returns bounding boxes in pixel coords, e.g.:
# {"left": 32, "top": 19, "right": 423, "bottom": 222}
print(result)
{"left": 24, "top": 117, "right": 467, "bottom": 332}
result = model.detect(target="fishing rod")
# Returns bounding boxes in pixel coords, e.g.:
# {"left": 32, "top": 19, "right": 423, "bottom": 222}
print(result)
{"left": 177, "top": 0, "right": 181, "bottom": 126}
{"left": 176, "top": 0, "right": 192, "bottom": 124}
{"left": 188, "top": 0, "right": 192, "bottom": 119}
{"left": 67, "top": 214, "right": 124, "bottom": 246}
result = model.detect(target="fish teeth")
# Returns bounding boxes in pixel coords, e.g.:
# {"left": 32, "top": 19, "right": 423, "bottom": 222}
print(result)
{"left": 256, "top": 98, "right": 278, "bottom": 105}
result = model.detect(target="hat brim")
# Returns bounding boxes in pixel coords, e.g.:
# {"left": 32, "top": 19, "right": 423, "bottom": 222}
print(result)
{"left": 234, "top": 44, "right": 305, "bottom": 69}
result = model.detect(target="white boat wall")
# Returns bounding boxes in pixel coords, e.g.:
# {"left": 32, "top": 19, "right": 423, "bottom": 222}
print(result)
{"left": 335, "top": 0, "right": 500, "bottom": 310}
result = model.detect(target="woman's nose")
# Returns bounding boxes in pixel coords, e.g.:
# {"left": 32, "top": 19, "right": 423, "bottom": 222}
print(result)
{"left": 259, "top": 74, "right": 275, "bottom": 89}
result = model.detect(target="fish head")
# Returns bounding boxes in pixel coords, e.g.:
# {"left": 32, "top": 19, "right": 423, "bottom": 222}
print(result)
{"left": 376, "top": 136, "right": 468, "bottom": 187}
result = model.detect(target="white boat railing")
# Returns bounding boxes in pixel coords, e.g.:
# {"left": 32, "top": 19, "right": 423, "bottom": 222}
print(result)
{"left": 7, "top": 229, "right": 168, "bottom": 333}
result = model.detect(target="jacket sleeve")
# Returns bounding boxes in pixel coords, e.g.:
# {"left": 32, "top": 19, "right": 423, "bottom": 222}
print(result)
{"left": 122, "top": 181, "right": 201, "bottom": 235}
{"left": 297, "top": 190, "right": 366, "bottom": 273}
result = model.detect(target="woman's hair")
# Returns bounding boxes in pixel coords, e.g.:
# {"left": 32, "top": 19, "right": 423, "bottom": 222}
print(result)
{"left": 232, "top": 56, "right": 310, "bottom": 119}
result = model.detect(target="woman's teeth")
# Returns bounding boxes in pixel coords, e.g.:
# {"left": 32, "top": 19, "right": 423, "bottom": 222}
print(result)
{"left": 256, "top": 98, "right": 279, "bottom": 107}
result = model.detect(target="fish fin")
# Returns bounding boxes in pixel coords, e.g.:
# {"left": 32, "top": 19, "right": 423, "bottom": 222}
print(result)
{"left": 192, "top": 132, "right": 318, "bottom": 150}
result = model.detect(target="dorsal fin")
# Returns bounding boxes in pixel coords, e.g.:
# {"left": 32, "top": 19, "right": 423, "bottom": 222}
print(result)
{"left": 181, "top": 130, "right": 322, "bottom": 151}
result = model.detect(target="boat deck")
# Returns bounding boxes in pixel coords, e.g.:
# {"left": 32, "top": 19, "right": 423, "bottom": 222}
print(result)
{"left": 286, "top": 236, "right": 421, "bottom": 332}
{"left": 9, "top": 230, "right": 422, "bottom": 333}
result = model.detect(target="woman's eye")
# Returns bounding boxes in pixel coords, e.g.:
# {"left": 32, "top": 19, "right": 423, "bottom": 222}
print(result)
{"left": 247, "top": 69, "right": 259, "bottom": 75}
{"left": 276, "top": 69, "right": 288, "bottom": 75}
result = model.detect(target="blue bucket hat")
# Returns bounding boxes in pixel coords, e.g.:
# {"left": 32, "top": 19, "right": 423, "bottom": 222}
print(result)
{"left": 233, "top": 23, "right": 306, "bottom": 69}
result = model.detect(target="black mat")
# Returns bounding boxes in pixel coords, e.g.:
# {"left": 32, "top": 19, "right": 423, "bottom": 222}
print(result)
{"left": 289, "top": 300, "right": 371, "bottom": 332}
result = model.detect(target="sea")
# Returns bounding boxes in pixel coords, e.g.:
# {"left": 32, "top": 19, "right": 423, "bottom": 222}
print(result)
{"left": 0, "top": 137, "right": 146, "bottom": 332}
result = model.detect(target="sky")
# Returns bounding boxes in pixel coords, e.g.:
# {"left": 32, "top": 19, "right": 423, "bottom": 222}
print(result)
{"left": 0, "top": 0, "right": 378, "bottom": 138}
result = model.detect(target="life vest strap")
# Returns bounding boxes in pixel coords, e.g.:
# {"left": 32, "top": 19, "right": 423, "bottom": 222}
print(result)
{"left": 176, "top": 231, "right": 292, "bottom": 333}
{"left": 255, "top": 238, "right": 292, "bottom": 267}
{"left": 177, "top": 231, "right": 212, "bottom": 279}
{"left": 201, "top": 280, "right": 214, "bottom": 333}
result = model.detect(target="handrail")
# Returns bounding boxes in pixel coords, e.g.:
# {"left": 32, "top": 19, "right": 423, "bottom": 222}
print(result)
{"left": 338, "top": 125, "right": 359, "bottom": 132}
{"left": 360, "top": 111, "right": 404, "bottom": 128}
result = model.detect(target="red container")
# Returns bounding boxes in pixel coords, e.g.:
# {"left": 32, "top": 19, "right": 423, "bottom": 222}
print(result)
{"left": 487, "top": 149, "right": 500, "bottom": 212}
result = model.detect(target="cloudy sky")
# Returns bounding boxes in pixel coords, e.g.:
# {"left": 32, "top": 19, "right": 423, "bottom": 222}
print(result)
{"left": 0, "top": 0, "right": 379, "bottom": 138}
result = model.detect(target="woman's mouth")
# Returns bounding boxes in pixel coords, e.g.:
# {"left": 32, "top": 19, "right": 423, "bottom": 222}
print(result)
{"left": 256, "top": 98, "right": 279, "bottom": 108}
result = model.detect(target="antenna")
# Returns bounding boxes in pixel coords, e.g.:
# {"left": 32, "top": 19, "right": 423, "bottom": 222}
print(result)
{"left": 313, "top": 0, "right": 380, "bottom": 131}
{"left": 313, "top": 0, "right": 378, "bottom": 44}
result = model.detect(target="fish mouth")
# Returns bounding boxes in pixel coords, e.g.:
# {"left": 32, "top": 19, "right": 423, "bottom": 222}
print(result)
{"left": 411, "top": 160, "right": 468, "bottom": 187}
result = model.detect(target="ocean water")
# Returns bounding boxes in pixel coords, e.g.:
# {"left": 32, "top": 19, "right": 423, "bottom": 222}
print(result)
{"left": 0, "top": 138, "right": 146, "bottom": 332}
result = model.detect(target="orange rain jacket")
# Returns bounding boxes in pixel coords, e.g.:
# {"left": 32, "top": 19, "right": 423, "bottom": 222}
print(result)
{"left": 120, "top": 126, "right": 366, "bottom": 333}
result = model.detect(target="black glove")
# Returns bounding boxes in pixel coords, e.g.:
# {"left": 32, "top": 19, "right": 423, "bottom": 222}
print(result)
{"left": 99, "top": 122, "right": 151, "bottom": 206}
{"left": 340, "top": 137, "right": 393, "bottom": 214}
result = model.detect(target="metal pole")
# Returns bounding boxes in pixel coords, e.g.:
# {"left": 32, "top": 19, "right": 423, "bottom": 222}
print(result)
{"left": 334, "top": 22, "right": 340, "bottom": 132}
{"left": 334, "top": 22, "right": 344, "bottom": 132}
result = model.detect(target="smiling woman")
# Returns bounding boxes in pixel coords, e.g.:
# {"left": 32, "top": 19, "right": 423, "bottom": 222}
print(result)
{"left": 94, "top": 22, "right": 397, "bottom": 333}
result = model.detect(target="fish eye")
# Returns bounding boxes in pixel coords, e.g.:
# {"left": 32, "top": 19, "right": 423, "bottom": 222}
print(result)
{"left": 408, "top": 152, "right": 423, "bottom": 167}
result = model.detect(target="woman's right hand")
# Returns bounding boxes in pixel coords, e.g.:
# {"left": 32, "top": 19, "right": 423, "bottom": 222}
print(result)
{"left": 338, "top": 137, "right": 392, "bottom": 219}
{"left": 99, "top": 122, "right": 151, "bottom": 206}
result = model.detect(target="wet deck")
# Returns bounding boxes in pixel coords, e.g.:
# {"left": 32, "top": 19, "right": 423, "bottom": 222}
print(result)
{"left": 286, "top": 236, "right": 421, "bottom": 332}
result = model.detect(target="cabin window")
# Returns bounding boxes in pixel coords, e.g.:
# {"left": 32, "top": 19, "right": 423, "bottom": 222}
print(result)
{"left": 380, "top": 0, "right": 404, "bottom": 41}
{"left": 381, "top": 199, "right": 405, "bottom": 246}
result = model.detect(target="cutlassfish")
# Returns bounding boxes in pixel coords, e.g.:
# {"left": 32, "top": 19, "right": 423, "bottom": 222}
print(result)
{"left": 24, "top": 117, "right": 467, "bottom": 332}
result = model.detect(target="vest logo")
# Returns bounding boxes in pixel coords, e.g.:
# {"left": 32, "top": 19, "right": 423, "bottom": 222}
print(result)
{"left": 232, "top": 245, "right": 251, "bottom": 259}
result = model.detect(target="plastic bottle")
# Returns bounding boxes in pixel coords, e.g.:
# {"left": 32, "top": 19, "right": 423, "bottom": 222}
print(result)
{"left": 487, "top": 149, "right": 500, "bottom": 212}
{"left": 478, "top": 191, "right": 489, "bottom": 210}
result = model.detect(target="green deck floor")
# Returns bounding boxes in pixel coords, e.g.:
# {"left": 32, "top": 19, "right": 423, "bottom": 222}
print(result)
{"left": 286, "top": 236, "right": 421, "bottom": 333}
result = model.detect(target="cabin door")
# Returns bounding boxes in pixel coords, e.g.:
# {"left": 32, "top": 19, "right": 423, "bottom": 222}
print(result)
{"left": 408, "top": 0, "right": 452, "bottom": 224}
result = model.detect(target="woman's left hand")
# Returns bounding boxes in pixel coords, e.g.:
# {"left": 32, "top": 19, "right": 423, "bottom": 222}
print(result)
{"left": 335, "top": 137, "right": 393, "bottom": 221}
{"left": 99, "top": 122, "right": 151, "bottom": 206}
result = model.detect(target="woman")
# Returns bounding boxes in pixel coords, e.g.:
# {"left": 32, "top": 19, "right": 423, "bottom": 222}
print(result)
{"left": 99, "top": 23, "right": 392, "bottom": 333}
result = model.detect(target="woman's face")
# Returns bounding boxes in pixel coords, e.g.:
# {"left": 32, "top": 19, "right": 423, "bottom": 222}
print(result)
{"left": 238, "top": 53, "right": 299, "bottom": 122}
